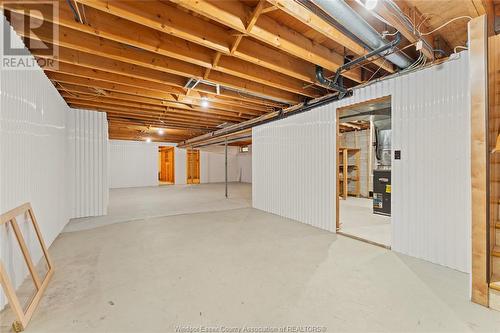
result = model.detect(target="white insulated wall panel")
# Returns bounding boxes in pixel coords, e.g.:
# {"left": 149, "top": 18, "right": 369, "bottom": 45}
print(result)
{"left": 253, "top": 54, "right": 471, "bottom": 272}
{"left": 175, "top": 147, "right": 187, "bottom": 185}
{"left": 67, "top": 108, "right": 109, "bottom": 218}
{"left": 391, "top": 56, "right": 471, "bottom": 273}
{"left": 110, "top": 140, "right": 164, "bottom": 188}
{"left": 253, "top": 104, "right": 337, "bottom": 232}
{"left": 109, "top": 140, "right": 185, "bottom": 188}
{"left": 109, "top": 141, "right": 249, "bottom": 188}
{"left": 237, "top": 147, "right": 252, "bottom": 183}
{"left": 0, "top": 15, "right": 70, "bottom": 308}
{"left": 200, "top": 146, "right": 239, "bottom": 183}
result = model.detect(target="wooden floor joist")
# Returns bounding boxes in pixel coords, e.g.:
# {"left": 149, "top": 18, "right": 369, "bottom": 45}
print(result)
{"left": 2, "top": 0, "right": 467, "bottom": 141}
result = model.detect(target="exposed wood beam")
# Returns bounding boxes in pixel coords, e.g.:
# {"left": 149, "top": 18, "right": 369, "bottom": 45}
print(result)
{"left": 48, "top": 72, "right": 266, "bottom": 117}
{"left": 63, "top": 95, "right": 250, "bottom": 123}
{"left": 170, "top": 0, "right": 362, "bottom": 82}
{"left": 267, "top": 0, "right": 394, "bottom": 73}
{"left": 8, "top": 0, "right": 319, "bottom": 97}
{"left": 107, "top": 117, "right": 211, "bottom": 133}
{"left": 68, "top": 0, "right": 330, "bottom": 87}
{"left": 469, "top": 15, "right": 489, "bottom": 307}
{"left": 266, "top": 0, "right": 394, "bottom": 73}
{"left": 373, "top": 0, "right": 435, "bottom": 59}
{"left": 55, "top": 84, "right": 264, "bottom": 118}
{"left": 261, "top": 3, "right": 278, "bottom": 14}
{"left": 229, "top": 0, "right": 266, "bottom": 55}
{"left": 45, "top": 60, "right": 263, "bottom": 117}
{"left": 76, "top": 0, "right": 361, "bottom": 83}
{"left": 32, "top": 45, "right": 278, "bottom": 110}
{"left": 6, "top": 10, "right": 301, "bottom": 104}
{"left": 105, "top": 115, "right": 216, "bottom": 132}
{"left": 70, "top": 101, "right": 224, "bottom": 126}
{"left": 107, "top": 120, "right": 198, "bottom": 136}
{"left": 51, "top": 61, "right": 188, "bottom": 96}
{"left": 83, "top": 106, "right": 221, "bottom": 129}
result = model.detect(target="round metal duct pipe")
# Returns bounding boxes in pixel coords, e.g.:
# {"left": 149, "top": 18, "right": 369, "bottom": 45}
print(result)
{"left": 311, "top": 0, "right": 412, "bottom": 69}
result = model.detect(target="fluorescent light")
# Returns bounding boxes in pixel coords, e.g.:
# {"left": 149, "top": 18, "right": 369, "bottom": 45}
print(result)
{"left": 146, "top": 138, "right": 152, "bottom": 143}
{"left": 364, "top": 0, "right": 378, "bottom": 10}
{"left": 158, "top": 129, "right": 164, "bottom": 135}
{"left": 200, "top": 97, "right": 209, "bottom": 108}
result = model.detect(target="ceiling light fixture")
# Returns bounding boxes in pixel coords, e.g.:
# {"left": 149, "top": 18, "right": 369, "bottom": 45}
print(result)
{"left": 361, "top": 0, "right": 378, "bottom": 10}
{"left": 146, "top": 137, "right": 152, "bottom": 143}
{"left": 158, "top": 129, "right": 164, "bottom": 135}
{"left": 200, "top": 97, "right": 210, "bottom": 108}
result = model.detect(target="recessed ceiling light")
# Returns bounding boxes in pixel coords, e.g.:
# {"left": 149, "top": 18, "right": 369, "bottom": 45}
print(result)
{"left": 158, "top": 129, "right": 164, "bottom": 135}
{"left": 146, "top": 137, "right": 152, "bottom": 143}
{"left": 200, "top": 97, "right": 209, "bottom": 108}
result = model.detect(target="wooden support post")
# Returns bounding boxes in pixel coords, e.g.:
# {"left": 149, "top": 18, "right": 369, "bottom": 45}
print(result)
{"left": 470, "top": 15, "right": 489, "bottom": 307}
{"left": 342, "top": 149, "right": 348, "bottom": 200}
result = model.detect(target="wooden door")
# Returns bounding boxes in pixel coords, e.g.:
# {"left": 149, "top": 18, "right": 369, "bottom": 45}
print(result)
{"left": 159, "top": 148, "right": 166, "bottom": 182}
{"left": 186, "top": 149, "right": 200, "bottom": 184}
{"left": 159, "top": 147, "right": 175, "bottom": 184}
{"left": 165, "top": 147, "right": 175, "bottom": 183}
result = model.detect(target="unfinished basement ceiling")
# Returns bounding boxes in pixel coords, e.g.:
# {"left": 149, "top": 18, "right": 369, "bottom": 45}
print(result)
{"left": 1, "top": 0, "right": 487, "bottom": 142}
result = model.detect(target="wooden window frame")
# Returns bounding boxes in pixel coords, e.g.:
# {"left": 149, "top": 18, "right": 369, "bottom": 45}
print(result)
{"left": 0, "top": 203, "right": 54, "bottom": 332}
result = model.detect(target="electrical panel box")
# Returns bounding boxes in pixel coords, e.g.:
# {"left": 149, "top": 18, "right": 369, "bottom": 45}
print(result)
{"left": 373, "top": 170, "right": 391, "bottom": 216}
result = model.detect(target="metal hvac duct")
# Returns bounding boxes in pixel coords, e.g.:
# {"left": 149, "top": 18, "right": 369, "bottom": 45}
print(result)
{"left": 311, "top": 0, "right": 412, "bottom": 69}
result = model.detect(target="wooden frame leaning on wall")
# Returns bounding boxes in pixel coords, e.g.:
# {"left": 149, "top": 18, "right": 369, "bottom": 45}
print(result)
{"left": 0, "top": 203, "right": 54, "bottom": 332}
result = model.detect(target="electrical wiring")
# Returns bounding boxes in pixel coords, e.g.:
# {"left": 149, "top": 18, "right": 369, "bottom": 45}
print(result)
{"left": 366, "top": 58, "right": 387, "bottom": 82}
{"left": 420, "top": 16, "right": 472, "bottom": 36}
{"left": 453, "top": 45, "right": 468, "bottom": 53}
{"left": 56, "top": 82, "right": 105, "bottom": 101}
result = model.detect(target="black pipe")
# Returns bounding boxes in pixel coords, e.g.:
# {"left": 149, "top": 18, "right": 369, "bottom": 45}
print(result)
{"left": 182, "top": 90, "right": 354, "bottom": 148}
{"left": 65, "top": 0, "right": 81, "bottom": 22}
{"left": 315, "top": 65, "right": 348, "bottom": 94}
{"left": 332, "top": 32, "right": 402, "bottom": 83}
{"left": 316, "top": 32, "right": 403, "bottom": 94}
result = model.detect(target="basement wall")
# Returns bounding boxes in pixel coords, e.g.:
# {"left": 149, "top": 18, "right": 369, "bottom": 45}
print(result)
{"left": 109, "top": 140, "right": 247, "bottom": 188}
{"left": 253, "top": 53, "right": 471, "bottom": 273}
{"left": 67, "top": 108, "right": 109, "bottom": 218}
{"left": 237, "top": 146, "right": 252, "bottom": 183}
{"left": 200, "top": 146, "right": 240, "bottom": 183}
{"left": 0, "top": 19, "right": 70, "bottom": 309}
{"left": 0, "top": 16, "right": 108, "bottom": 309}
{"left": 109, "top": 140, "right": 180, "bottom": 188}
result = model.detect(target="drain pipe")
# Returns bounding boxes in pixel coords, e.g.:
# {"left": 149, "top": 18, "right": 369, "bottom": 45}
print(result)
{"left": 316, "top": 32, "right": 402, "bottom": 93}
{"left": 315, "top": 66, "right": 348, "bottom": 94}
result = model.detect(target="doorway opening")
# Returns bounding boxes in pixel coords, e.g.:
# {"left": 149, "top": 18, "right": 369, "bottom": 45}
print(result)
{"left": 158, "top": 146, "right": 175, "bottom": 185}
{"left": 187, "top": 149, "right": 200, "bottom": 184}
{"left": 336, "top": 96, "right": 392, "bottom": 248}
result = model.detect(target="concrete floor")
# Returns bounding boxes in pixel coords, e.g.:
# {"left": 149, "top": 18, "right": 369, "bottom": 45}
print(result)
{"left": 64, "top": 183, "right": 251, "bottom": 232}
{"left": 2, "top": 184, "right": 500, "bottom": 332}
{"left": 339, "top": 197, "right": 391, "bottom": 247}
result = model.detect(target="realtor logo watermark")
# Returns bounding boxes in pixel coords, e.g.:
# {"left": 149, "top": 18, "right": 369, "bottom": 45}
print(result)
{"left": 1, "top": 1, "right": 59, "bottom": 70}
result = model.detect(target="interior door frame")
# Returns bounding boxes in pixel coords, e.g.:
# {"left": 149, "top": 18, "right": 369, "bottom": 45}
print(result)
{"left": 335, "top": 95, "right": 391, "bottom": 231}
{"left": 158, "top": 146, "right": 175, "bottom": 184}
{"left": 186, "top": 148, "right": 200, "bottom": 184}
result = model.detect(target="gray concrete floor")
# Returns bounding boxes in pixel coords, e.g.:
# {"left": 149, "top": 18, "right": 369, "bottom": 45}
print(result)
{"left": 339, "top": 197, "right": 391, "bottom": 247}
{"left": 64, "top": 183, "right": 252, "bottom": 232}
{"left": 2, "top": 184, "right": 500, "bottom": 332}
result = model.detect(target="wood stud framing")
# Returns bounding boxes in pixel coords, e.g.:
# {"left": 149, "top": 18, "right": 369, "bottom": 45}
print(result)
{"left": 0, "top": 0, "right": 476, "bottom": 142}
